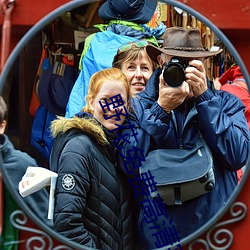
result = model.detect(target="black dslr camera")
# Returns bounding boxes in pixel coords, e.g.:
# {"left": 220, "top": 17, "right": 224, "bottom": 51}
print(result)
{"left": 162, "top": 57, "right": 189, "bottom": 87}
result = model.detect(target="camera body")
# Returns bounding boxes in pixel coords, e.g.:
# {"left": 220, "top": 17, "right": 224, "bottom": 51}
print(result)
{"left": 162, "top": 57, "right": 189, "bottom": 87}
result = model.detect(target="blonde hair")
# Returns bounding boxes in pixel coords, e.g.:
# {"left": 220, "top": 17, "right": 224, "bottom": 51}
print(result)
{"left": 84, "top": 68, "right": 130, "bottom": 114}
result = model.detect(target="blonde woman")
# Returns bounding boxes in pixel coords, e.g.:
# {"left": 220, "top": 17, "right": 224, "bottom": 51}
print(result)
{"left": 112, "top": 40, "right": 158, "bottom": 96}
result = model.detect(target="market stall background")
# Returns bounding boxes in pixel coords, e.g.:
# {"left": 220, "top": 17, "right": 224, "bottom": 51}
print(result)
{"left": 0, "top": 0, "right": 249, "bottom": 249}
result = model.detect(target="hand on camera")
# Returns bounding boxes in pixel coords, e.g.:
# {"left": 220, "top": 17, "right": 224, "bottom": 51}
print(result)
{"left": 157, "top": 73, "right": 190, "bottom": 113}
{"left": 185, "top": 60, "right": 208, "bottom": 98}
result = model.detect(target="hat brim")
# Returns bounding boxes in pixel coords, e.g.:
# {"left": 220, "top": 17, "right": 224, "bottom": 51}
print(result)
{"left": 98, "top": 0, "right": 157, "bottom": 24}
{"left": 146, "top": 44, "right": 223, "bottom": 64}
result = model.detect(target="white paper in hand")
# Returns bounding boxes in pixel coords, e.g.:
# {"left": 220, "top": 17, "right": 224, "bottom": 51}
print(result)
{"left": 19, "top": 166, "right": 58, "bottom": 197}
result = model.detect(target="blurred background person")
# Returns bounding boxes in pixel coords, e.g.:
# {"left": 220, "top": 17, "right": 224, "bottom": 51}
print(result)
{"left": 0, "top": 96, "right": 52, "bottom": 247}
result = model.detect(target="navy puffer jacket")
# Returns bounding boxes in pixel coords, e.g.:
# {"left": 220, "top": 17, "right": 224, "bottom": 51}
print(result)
{"left": 50, "top": 113, "right": 134, "bottom": 249}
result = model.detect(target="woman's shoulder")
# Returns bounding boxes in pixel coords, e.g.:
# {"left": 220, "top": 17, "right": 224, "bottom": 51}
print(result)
{"left": 60, "top": 129, "right": 106, "bottom": 156}
{"left": 51, "top": 115, "right": 108, "bottom": 145}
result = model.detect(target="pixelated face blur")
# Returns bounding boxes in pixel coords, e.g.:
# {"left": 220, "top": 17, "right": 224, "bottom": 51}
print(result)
{"left": 90, "top": 80, "right": 129, "bottom": 130}
{"left": 121, "top": 50, "right": 154, "bottom": 95}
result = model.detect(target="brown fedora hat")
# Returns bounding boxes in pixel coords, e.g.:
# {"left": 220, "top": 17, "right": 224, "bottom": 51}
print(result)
{"left": 146, "top": 27, "right": 223, "bottom": 63}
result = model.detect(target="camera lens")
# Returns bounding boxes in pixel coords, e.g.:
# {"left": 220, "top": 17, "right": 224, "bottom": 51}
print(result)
{"left": 162, "top": 58, "right": 187, "bottom": 87}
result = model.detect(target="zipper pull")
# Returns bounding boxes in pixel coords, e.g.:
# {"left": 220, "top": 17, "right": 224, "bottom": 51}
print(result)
{"left": 179, "top": 138, "right": 184, "bottom": 149}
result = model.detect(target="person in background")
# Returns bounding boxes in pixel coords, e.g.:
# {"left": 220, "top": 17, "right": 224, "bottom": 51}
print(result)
{"left": 214, "top": 65, "right": 250, "bottom": 182}
{"left": 0, "top": 96, "right": 52, "bottom": 246}
{"left": 214, "top": 65, "right": 250, "bottom": 128}
{"left": 112, "top": 40, "right": 158, "bottom": 96}
{"left": 117, "top": 27, "right": 250, "bottom": 249}
{"left": 50, "top": 68, "right": 134, "bottom": 249}
{"left": 65, "top": 0, "right": 165, "bottom": 118}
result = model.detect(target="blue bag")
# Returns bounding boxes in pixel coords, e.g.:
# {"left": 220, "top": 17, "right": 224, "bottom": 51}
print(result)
{"left": 140, "top": 137, "right": 215, "bottom": 206}
{"left": 30, "top": 105, "right": 56, "bottom": 160}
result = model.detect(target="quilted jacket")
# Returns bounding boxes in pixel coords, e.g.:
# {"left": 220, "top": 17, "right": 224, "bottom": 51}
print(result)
{"left": 50, "top": 113, "right": 134, "bottom": 249}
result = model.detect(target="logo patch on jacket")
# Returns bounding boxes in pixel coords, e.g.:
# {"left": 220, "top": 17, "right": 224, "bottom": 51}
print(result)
{"left": 62, "top": 174, "right": 75, "bottom": 191}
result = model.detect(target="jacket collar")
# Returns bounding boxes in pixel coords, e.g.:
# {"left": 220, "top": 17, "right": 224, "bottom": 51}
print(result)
{"left": 50, "top": 112, "right": 109, "bottom": 146}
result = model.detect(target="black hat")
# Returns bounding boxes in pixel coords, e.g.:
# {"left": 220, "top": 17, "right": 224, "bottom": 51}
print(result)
{"left": 98, "top": 0, "right": 157, "bottom": 24}
{"left": 38, "top": 63, "right": 76, "bottom": 116}
{"left": 146, "top": 27, "right": 223, "bottom": 63}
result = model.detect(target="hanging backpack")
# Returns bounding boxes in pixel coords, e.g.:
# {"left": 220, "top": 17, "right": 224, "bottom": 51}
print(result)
{"left": 29, "top": 46, "right": 52, "bottom": 117}
{"left": 30, "top": 61, "right": 76, "bottom": 160}
{"left": 30, "top": 105, "right": 56, "bottom": 160}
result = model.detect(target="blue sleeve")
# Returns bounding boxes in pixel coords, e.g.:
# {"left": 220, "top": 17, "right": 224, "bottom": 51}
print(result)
{"left": 119, "top": 88, "right": 250, "bottom": 175}
{"left": 117, "top": 69, "right": 175, "bottom": 175}
{"left": 117, "top": 111, "right": 150, "bottom": 176}
{"left": 117, "top": 101, "right": 175, "bottom": 176}
{"left": 128, "top": 68, "right": 177, "bottom": 147}
{"left": 196, "top": 89, "right": 250, "bottom": 170}
{"left": 136, "top": 100, "right": 175, "bottom": 146}
{"left": 65, "top": 72, "right": 86, "bottom": 118}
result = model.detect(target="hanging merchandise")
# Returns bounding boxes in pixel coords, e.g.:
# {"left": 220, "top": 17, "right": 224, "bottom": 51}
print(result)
{"left": 166, "top": 5, "right": 223, "bottom": 80}
{"left": 37, "top": 61, "right": 77, "bottom": 116}
{"left": 30, "top": 105, "right": 56, "bottom": 161}
{"left": 29, "top": 45, "right": 52, "bottom": 117}
{"left": 30, "top": 43, "right": 77, "bottom": 161}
